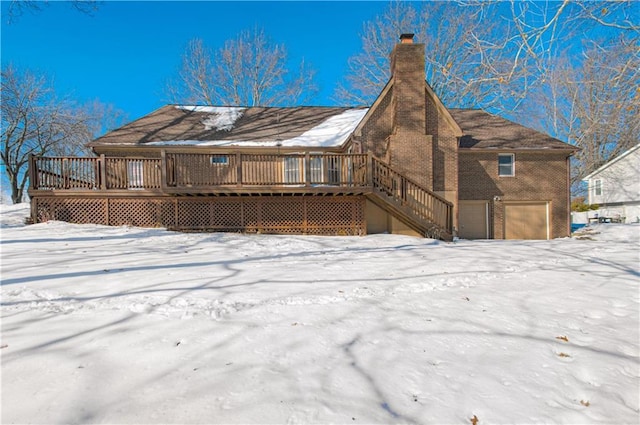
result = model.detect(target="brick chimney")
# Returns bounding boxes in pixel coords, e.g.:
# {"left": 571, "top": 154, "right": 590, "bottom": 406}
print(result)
{"left": 388, "top": 33, "right": 433, "bottom": 190}
{"left": 390, "top": 33, "right": 425, "bottom": 134}
{"left": 400, "top": 33, "right": 414, "bottom": 44}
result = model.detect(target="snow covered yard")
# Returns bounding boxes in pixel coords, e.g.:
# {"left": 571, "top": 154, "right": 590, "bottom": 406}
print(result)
{"left": 1, "top": 204, "right": 638, "bottom": 424}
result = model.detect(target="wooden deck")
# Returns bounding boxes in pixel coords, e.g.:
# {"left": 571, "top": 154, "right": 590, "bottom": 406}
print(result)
{"left": 30, "top": 153, "right": 370, "bottom": 194}
{"left": 28, "top": 152, "right": 453, "bottom": 237}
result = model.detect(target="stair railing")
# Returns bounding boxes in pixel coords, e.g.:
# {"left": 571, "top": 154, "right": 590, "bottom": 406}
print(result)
{"left": 370, "top": 156, "right": 453, "bottom": 234}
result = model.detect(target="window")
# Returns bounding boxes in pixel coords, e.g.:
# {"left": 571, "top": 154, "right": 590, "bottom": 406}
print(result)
{"left": 309, "top": 156, "right": 323, "bottom": 183}
{"left": 283, "top": 157, "right": 302, "bottom": 183}
{"left": 498, "top": 154, "right": 515, "bottom": 176}
{"left": 127, "top": 160, "right": 145, "bottom": 189}
{"left": 210, "top": 155, "right": 229, "bottom": 165}
{"left": 594, "top": 179, "right": 602, "bottom": 196}
{"left": 308, "top": 154, "right": 342, "bottom": 184}
{"left": 326, "top": 156, "right": 341, "bottom": 184}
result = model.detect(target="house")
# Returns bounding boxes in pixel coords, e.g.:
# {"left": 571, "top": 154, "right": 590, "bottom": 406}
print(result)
{"left": 582, "top": 144, "right": 640, "bottom": 223}
{"left": 28, "top": 34, "right": 577, "bottom": 240}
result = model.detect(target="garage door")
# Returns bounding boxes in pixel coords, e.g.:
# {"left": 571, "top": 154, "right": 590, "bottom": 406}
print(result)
{"left": 459, "top": 201, "right": 489, "bottom": 239}
{"left": 504, "top": 202, "right": 549, "bottom": 240}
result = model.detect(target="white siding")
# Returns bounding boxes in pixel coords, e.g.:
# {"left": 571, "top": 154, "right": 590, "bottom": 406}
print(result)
{"left": 585, "top": 146, "right": 640, "bottom": 206}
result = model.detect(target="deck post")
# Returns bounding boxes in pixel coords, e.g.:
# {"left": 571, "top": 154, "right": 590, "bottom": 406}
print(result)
{"left": 30, "top": 197, "right": 38, "bottom": 224}
{"left": 367, "top": 152, "right": 374, "bottom": 188}
{"left": 236, "top": 152, "right": 242, "bottom": 186}
{"left": 160, "top": 150, "right": 167, "bottom": 191}
{"left": 305, "top": 152, "right": 311, "bottom": 186}
{"left": 28, "top": 154, "right": 36, "bottom": 190}
{"left": 62, "top": 158, "right": 70, "bottom": 189}
{"left": 99, "top": 154, "right": 107, "bottom": 190}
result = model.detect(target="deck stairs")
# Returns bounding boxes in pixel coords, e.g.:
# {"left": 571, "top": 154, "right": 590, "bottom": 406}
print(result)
{"left": 368, "top": 158, "right": 453, "bottom": 241}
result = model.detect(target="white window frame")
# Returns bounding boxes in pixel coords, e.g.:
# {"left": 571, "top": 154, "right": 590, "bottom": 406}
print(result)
{"left": 210, "top": 155, "right": 229, "bottom": 166}
{"left": 283, "top": 156, "right": 302, "bottom": 184}
{"left": 308, "top": 155, "right": 323, "bottom": 183}
{"left": 594, "top": 179, "right": 602, "bottom": 196}
{"left": 498, "top": 153, "right": 515, "bottom": 177}
{"left": 127, "top": 160, "right": 145, "bottom": 189}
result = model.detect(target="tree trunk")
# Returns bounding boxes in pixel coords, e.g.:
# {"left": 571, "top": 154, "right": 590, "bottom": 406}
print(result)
{"left": 11, "top": 182, "right": 23, "bottom": 204}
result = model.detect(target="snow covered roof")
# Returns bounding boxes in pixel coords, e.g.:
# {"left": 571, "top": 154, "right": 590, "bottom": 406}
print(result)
{"left": 176, "top": 106, "right": 247, "bottom": 132}
{"left": 88, "top": 104, "right": 575, "bottom": 152}
{"left": 89, "top": 105, "right": 369, "bottom": 149}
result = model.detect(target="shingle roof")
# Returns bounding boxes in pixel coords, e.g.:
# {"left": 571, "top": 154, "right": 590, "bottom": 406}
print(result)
{"left": 450, "top": 109, "right": 575, "bottom": 151}
{"left": 88, "top": 105, "right": 368, "bottom": 148}
{"left": 89, "top": 104, "right": 575, "bottom": 152}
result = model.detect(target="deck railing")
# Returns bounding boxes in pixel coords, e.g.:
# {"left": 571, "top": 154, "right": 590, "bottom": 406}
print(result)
{"left": 31, "top": 157, "right": 100, "bottom": 190}
{"left": 29, "top": 153, "right": 369, "bottom": 191}
{"left": 29, "top": 152, "right": 452, "bottom": 234}
{"left": 165, "top": 153, "right": 369, "bottom": 187}
{"left": 105, "top": 157, "right": 162, "bottom": 189}
{"left": 371, "top": 157, "right": 453, "bottom": 233}
{"left": 30, "top": 156, "right": 163, "bottom": 191}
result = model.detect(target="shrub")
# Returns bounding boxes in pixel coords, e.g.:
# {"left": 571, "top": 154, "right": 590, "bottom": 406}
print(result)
{"left": 571, "top": 197, "right": 599, "bottom": 212}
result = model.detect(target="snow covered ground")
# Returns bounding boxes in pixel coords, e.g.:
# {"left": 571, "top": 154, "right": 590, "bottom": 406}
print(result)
{"left": 1, "top": 203, "right": 638, "bottom": 424}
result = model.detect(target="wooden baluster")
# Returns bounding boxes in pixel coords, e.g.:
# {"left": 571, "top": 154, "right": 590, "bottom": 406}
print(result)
{"left": 236, "top": 152, "right": 242, "bottom": 186}
{"left": 160, "top": 151, "right": 167, "bottom": 191}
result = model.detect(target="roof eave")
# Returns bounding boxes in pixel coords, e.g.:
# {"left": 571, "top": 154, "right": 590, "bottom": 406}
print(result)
{"left": 582, "top": 143, "right": 640, "bottom": 181}
{"left": 459, "top": 146, "right": 578, "bottom": 153}
{"left": 425, "top": 83, "right": 463, "bottom": 138}
{"left": 352, "top": 80, "right": 393, "bottom": 138}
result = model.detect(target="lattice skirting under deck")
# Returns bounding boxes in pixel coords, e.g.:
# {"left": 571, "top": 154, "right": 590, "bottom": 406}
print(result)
{"left": 32, "top": 196, "right": 365, "bottom": 236}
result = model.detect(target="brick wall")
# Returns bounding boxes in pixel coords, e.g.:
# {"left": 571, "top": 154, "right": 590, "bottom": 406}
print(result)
{"left": 390, "top": 43, "right": 426, "bottom": 134}
{"left": 358, "top": 88, "right": 394, "bottom": 160}
{"left": 429, "top": 95, "right": 458, "bottom": 197}
{"left": 388, "top": 43, "right": 432, "bottom": 189}
{"left": 459, "top": 151, "right": 571, "bottom": 238}
{"left": 357, "top": 41, "right": 459, "bottom": 212}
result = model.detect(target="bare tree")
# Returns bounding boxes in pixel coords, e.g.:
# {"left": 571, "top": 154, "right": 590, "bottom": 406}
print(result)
{"left": 477, "top": 0, "right": 640, "bottom": 72}
{"left": 166, "top": 28, "right": 318, "bottom": 107}
{"left": 1, "top": 64, "right": 120, "bottom": 204}
{"left": 338, "top": 1, "right": 638, "bottom": 105}
{"left": 166, "top": 39, "right": 217, "bottom": 105}
{"left": 461, "top": 0, "right": 639, "bottom": 194}
{"left": 335, "top": 1, "right": 418, "bottom": 105}
{"left": 338, "top": 1, "right": 638, "bottom": 196}
{"left": 4, "top": 0, "right": 100, "bottom": 24}
{"left": 334, "top": 2, "right": 527, "bottom": 113}
{"left": 459, "top": 0, "right": 638, "bottom": 110}
{"left": 528, "top": 36, "right": 640, "bottom": 190}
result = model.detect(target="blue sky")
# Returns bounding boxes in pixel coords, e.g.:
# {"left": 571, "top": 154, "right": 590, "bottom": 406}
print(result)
{"left": 1, "top": 1, "right": 392, "bottom": 121}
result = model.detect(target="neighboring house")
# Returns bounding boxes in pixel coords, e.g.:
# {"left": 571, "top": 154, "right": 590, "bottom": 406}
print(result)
{"left": 28, "top": 34, "right": 577, "bottom": 240}
{"left": 582, "top": 144, "right": 640, "bottom": 223}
